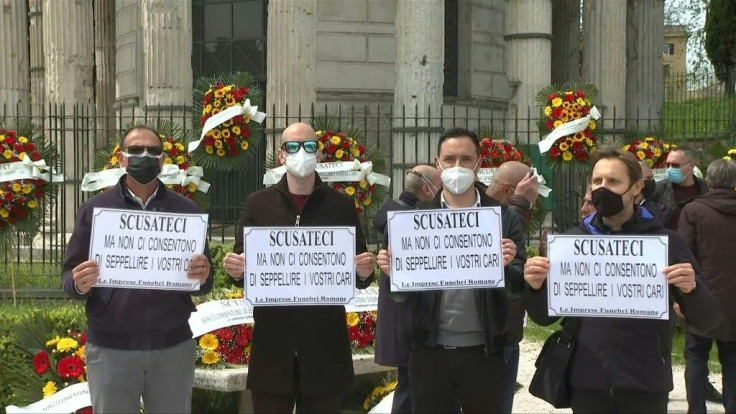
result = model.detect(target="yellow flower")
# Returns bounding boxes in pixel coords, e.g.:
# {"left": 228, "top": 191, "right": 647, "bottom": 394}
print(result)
{"left": 544, "top": 106, "right": 552, "bottom": 116}
{"left": 335, "top": 149, "right": 344, "bottom": 159}
{"left": 57, "top": 337, "right": 79, "bottom": 352}
{"left": 352, "top": 148, "right": 360, "bottom": 157}
{"left": 18, "top": 136, "right": 28, "bottom": 144}
{"left": 364, "top": 197, "right": 372, "bottom": 206}
{"left": 77, "top": 374, "right": 86, "bottom": 383}
{"left": 573, "top": 132, "right": 584, "bottom": 142}
{"left": 316, "top": 130, "right": 324, "bottom": 136}
{"left": 12, "top": 183, "right": 21, "bottom": 192}
{"left": 644, "top": 137, "right": 655, "bottom": 142}
{"left": 585, "top": 138, "right": 594, "bottom": 147}
{"left": 211, "top": 108, "right": 221, "bottom": 115}
{"left": 562, "top": 101, "right": 570, "bottom": 109}
{"left": 223, "top": 85, "right": 233, "bottom": 93}
{"left": 211, "top": 129, "right": 221, "bottom": 139}
{"left": 359, "top": 179, "right": 368, "bottom": 189}
{"left": 0, "top": 135, "right": 4, "bottom": 141}
{"left": 222, "top": 129, "right": 231, "bottom": 139}
{"left": 213, "top": 99, "right": 222, "bottom": 108}
{"left": 202, "top": 351, "right": 220, "bottom": 364}
{"left": 646, "top": 159, "right": 654, "bottom": 167}
{"left": 576, "top": 98, "right": 586, "bottom": 106}
{"left": 345, "top": 186, "right": 356, "bottom": 196}
{"left": 318, "top": 141, "right": 324, "bottom": 150}
{"left": 217, "top": 148, "right": 226, "bottom": 157}
{"left": 330, "top": 136, "right": 341, "bottom": 145}
{"left": 725, "top": 156, "right": 732, "bottom": 161}
{"left": 18, "top": 152, "right": 26, "bottom": 160}
{"left": 214, "top": 89, "right": 225, "bottom": 98}
{"left": 3, "top": 149, "right": 12, "bottom": 159}
{"left": 653, "top": 149, "right": 662, "bottom": 157}
{"left": 22, "top": 184, "right": 32, "bottom": 194}
{"left": 551, "top": 98, "right": 563, "bottom": 108}
{"left": 244, "top": 114, "right": 251, "bottom": 124}
{"left": 199, "top": 333, "right": 219, "bottom": 351}
{"left": 215, "top": 140, "right": 223, "bottom": 149}
{"left": 166, "top": 184, "right": 174, "bottom": 189}
{"left": 559, "top": 142, "right": 569, "bottom": 152}
{"left": 110, "top": 156, "right": 118, "bottom": 165}
{"left": 562, "top": 151, "right": 573, "bottom": 161}
{"left": 46, "top": 336, "right": 60, "bottom": 347}
{"left": 176, "top": 143, "right": 185, "bottom": 151}
{"left": 639, "top": 142, "right": 649, "bottom": 150}
{"left": 354, "top": 199, "right": 359, "bottom": 208}
{"left": 553, "top": 120, "right": 562, "bottom": 128}
{"left": 163, "top": 157, "right": 173, "bottom": 164}
{"left": 0, "top": 209, "right": 8, "bottom": 218}
{"left": 636, "top": 151, "right": 646, "bottom": 160}
{"left": 42, "top": 381, "right": 57, "bottom": 398}
{"left": 75, "top": 345, "right": 85, "bottom": 359}
{"left": 663, "top": 144, "right": 670, "bottom": 150}
{"left": 205, "top": 145, "right": 214, "bottom": 154}
{"left": 241, "top": 141, "right": 249, "bottom": 151}
{"left": 232, "top": 126, "right": 241, "bottom": 135}
{"left": 204, "top": 104, "right": 213, "bottom": 114}
{"left": 163, "top": 141, "right": 173, "bottom": 151}
{"left": 622, "top": 145, "right": 630, "bottom": 151}
{"left": 589, "top": 120, "right": 597, "bottom": 130}
{"left": 346, "top": 313, "right": 359, "bottom": 327}
{"left": 176, "top": 156, "right": 185, "bottom": 164}
{"left": 729, "top": 149, "right": 736, "bottom": 155}
{"left": 188, "top": 183, "right": 198, "bottom": 193}
{"left": 28, "top": 199, "right": 37, "bottom": 209}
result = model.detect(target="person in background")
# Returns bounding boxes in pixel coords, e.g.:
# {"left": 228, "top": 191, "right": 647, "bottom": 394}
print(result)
{"left": 652, "top": 145, "right": 708, "bottom": 231}
{"left": 678, "top": 159, "right": 736, "bottom": 413}
{"left": 373, "top": 165, "right": 442, "bottom": 414}
{"left": 580, "top": 186, "right": 595, "bottom": 220}
{"left": 636, "top": 161, "right": 662, "bottom": 222}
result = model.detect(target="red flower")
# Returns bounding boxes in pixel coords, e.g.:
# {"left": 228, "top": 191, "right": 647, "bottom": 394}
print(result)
{"left": 241, "top": 125, "right": 251, "bottom": 138}
{"left": 5, "top": 136, "right": 15, "bottom": 145}
{"left": 235, "top": 334, "right": 249, "bottom": 347}
{"left": 546, "top": 119, "right": 555, "bottom": 130}
{"left": 233, "top": 115, "right": 245, "bottom": 124}
{"left": 572, "top": 141, "right": 584, "bottom": 152}
{"left": 179, "top": 162, "right": 189, "bottom": 170}
{"left": 549, "top": 147, "right": 561, "bottom": 158}
{"left": 228, "top": 147, "right": 239, "bottom": 156}
{"left": 564, "top": 93, "right": 575, "bottom": 102}
{"left": 358, "top": 145, "right": 366, "bottom": 153}
{"left": 580, "top": 107, "right": 590, "bottom": 116}
{"left": 33, "top": 350, "right": 50, "bottom": 374}
{"left": 77, "top": 407, "right": 93, "bottom": 414}
{"left": 341, "top": 140, "right": 351, "bottom": 149}
{"left": 56, "top": 355, "right": 85, "bottom": 378}
{"left": 552, "top": 107, "right": 564, "bottom": 119}
{"left": 239, "top": 86, "right": 249, "bottom": 95}
{"left": 575, "top": 151, "right": 588, "bottom": 161}
{"left": 547, "top": 94, "right": 558, "bottom": 101}
{"left": 217, "top": 328, "right": 234, "bottom": 341}
{"left": 79, "top": 332, "right": 86, "bottom": 345}
{"left": 575, "top": 90, "right": 586, "bottom": 99}
{"left": 583, "top": 129, "right": 592, "bottom": 138}
{"left": 232, "top": 90, "right": 243, "bottom": 101}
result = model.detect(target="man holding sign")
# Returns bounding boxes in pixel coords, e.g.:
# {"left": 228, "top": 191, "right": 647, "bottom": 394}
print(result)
{"left": 62, "top": 126, "right": 214, "bottom": 413}
{"left": 222, "top": 122, "right": 375, "bottom": 413}
{"left": 377, "top": 128, "right": 526, "bottom": 413}
{"left": 523, "top": 148, "right": 721, "bottom": 413}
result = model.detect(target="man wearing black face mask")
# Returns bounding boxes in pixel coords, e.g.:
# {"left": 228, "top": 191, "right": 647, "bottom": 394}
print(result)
{"left": 523, "top": 148, "right": 721, "bottom": 413}
{"left": 62, "top": 125, "right": 214, "bottom": 413}
{"left": 636, "top": 161, "right": 662, "bottom": 222}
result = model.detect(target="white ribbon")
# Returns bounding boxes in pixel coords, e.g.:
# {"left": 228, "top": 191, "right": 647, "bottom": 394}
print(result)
{"left": 188, "top": 99, "right": 267, "bottom": 153}
{"left": 477, "top": 167, "right": 552, "bottom": 198}
{"left": 263, "top": 161, "right": 391, "bottom": 187}
{"left": 538, "top": 106, "right": 601, "bottom": 154}
{"left": 0, "top": 158, "right": 65, "bottom": 184}
{"left": 5, "top": 382, "right": 91, "bottom": 414}
{"left": 81, "top": 164, "right": 210, "bottom": 193}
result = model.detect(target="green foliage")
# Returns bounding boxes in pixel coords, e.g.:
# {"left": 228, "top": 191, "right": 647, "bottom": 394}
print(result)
{"left": 704, "top": 0, "right": 736, "bottom": 88}
{"left": 209, "top": 242, "right": 236, "bottom": 290}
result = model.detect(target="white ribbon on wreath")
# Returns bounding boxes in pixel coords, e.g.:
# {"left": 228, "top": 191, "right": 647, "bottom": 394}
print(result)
{"left": 538, "top": 106, "right": 601, "bottom": 154}
{"left": 4, "top": 382, "right": 90, "bottom": 414}
{"left": 0, "top": 158, "right": 65, "bottom": 184}
{"left": 188, "top": 99, "right": 267, "bottom": 154}
{"left": 263, "top": 160, "right": 391, "bottom": 187}
{"left": 81, "top": 164, "right": 210, "bottom": 193}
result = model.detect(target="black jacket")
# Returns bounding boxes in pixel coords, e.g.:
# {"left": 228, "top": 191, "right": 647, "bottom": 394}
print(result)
{"left": 651, "top": 177, "right": 709, "bottom": 229}
{"left": 524, "top": 206, "right": 722, "bottom": 392}
{"left": 400, "top": 186, "right": 527, "bottom": 354}
{"left": 232, "top": 174, "right": 374, "bottom": 395}
{"left": 61, "top": 176, "right": 214, "bottom": 350}
{"left": 373, "top": 191, "right": 421, "bottom": 367}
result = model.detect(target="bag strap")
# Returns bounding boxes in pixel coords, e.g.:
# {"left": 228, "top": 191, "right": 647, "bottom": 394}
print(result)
{"left": 556, "top": 317, "right": 582, "bottom": 347}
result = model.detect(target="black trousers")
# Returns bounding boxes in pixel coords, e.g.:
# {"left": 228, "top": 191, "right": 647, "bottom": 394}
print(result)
{"left": 571, "top": 387, "right": 668, "bottom": 413}
{"left": 392, "top": 366, "right": 412, "bottom": 414}
{"left": 685, "top": 331, "right": 736, "bottom": 413}
{"left": 409, "top": 344, "right": 505, "bottom": 414}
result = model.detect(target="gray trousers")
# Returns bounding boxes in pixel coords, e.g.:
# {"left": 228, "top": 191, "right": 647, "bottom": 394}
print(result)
{"left": 86, "top": 339, "right": 195, "bottom": 414}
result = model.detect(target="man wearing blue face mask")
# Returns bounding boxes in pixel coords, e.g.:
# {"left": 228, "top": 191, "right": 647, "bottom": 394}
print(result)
{"left": 651, "top": 146, "right": 708, "bottom": 231}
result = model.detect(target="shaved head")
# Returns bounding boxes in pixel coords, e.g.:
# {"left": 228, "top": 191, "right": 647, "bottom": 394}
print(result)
{"left": 281, "top": 122, "right": 316, "bottom": 143}
{"left": 405, "top": 164, "right": 441, "bottom": 201}
{"left": 486, "top": 161, "right": 530, "bottom": 203}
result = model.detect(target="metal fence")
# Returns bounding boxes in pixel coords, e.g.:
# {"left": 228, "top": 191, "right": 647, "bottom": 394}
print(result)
{"left": 1, "top": 95, "right": 735, "bottom": 295}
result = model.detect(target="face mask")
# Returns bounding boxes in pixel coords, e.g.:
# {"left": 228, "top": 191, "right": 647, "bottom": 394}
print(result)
{"left": 285, "top": 148, "right": 317, "bottom": 178}
{"left": 439, "top": 164, "right": 476, "bottom": 195}
{"left": 591, "top": 186, "right": 628, "bottom": 217}
{"left": 642, "top": 179, "right": 656, "bottom": 200}
{"left": 667, "top": 167, "right": 685, "bottom": 184}
{"left": 126, "top": 155, "right": 161, "bottom": 185}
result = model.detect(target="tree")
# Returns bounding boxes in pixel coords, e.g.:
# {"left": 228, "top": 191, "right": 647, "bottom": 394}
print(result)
{"left": 705, "top": 0, "right": 736, "bottom": 95}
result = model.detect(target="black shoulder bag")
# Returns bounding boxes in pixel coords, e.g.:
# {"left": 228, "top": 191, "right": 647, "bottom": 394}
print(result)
{"left": 528, "top": 317, "right": 582, "bottom": 408}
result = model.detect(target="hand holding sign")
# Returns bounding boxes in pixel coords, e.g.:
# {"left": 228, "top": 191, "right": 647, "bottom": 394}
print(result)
{"left": 72, "top": 260, "right": 100, "bottom": 294}
{"left": 186, "top": 253, "right": 211, "bottom": 284}
{"left": 502, "top": 238, "right": 517, "bottom": 267}
{"left": 223, "top": 252, "right": 245, "bottom": 280}
{"left": 524, "top": 256, "right": 550, "bottom": 290}
{"left": 664, "top": 262, "right": 696, "bottom": 294}
{"left": 356, "top": 251, "right": 376, "bottom": 278}
{"left": 377, "top": 248, "right": 391, "bottom": 276}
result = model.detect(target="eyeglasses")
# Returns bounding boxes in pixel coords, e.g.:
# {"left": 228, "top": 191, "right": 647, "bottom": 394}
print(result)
{"left": 281, "top": 140, "right": 319, "bottom": 154}
{"left": 409, "top": 170, "right": 438, "bottom": 193}
{"left": 120, "top": 145, "right": 163, "bottom": 159}
{"left": 665, "top": 161, "right": 691, "bottom": 168}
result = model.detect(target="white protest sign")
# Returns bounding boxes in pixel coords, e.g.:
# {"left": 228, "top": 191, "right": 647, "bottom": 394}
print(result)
{"left": 89, "top": 208, "right": 209, "bottom": 291}
{"left": 546, "top": 234, "right": 669, "bottom": 320}
{"left": 5, "top": 382, "right": 90, "bottom": 414}
{"left": 243, "top": 226, "right": 357, "bottom": 306}
{"left": 476, "top": 168, "right": 497, "bottom": 185}
{"left": 653, "top": 168, "right": 667, "bottom": 182}
{"left": 387, "top": 207, "right": 505, "bottom": 291}
{"left": 189, "top": 288, "right": 379, "bottom": 337}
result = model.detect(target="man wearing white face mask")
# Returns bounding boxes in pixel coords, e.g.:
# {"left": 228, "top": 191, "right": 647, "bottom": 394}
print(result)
{"left": 221, "top": 122, "right": 376, "bottom": 413}
{"left": 652, "top": 145, "right": 708, "bottom": 231}
{"left": 377, "top": 128, "right": 526, "bottom": 413}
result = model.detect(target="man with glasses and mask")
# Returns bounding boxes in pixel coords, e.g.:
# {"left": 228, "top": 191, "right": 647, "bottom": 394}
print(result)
{"left": 372, "top": 165, "right": 441, "bottom": 414}
{"left": 377, "top": 127, "right": 526, "bottom": 413}
{"left": 222, "top": 122, "right": 375, "bottom": 413}
{"left": 652, "top": 146, "right": 708, "bottom": 231}
{"left": 62, "top": 126, "right": 214, "bottom": 413}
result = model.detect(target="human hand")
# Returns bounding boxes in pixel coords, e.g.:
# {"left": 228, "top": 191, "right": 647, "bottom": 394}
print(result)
{"left": 377, "top": 248, "right": 392, "bottom": 277}
{"left": 664, "top": 263, "right": 696, "bottom": 294}
{"left": 515, "top": 172, "right": 539, "bottom": 204}
{"left": 186, "top": 254, "right": 211, "bottom": 283}
{"left": 72, "top": 260, "right": 99, "bottom": 294}
{"left": 673, "top": 302, "right": 685, "bottom": 319}
{"left": 524, "top": 256, "right": 550, "bottom": 290}
{"left": 223, "top": 252, "right": 246, "bottom": 280}
{"left": 502, "top": 238, "right": 517, "bottom": 267}
{"left": 355, "top": 252, "right": 376, "bottom": 278}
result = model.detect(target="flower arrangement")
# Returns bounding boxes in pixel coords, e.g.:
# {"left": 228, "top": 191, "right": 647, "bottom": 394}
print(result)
{"left": 34, "top": 331, "right": 88, "bottom": 398}
{"left": 317, "top": 129, "right": 376, "bottom": 214}
{"left": 723, "top": 149, "right": 736, "bottom": 161}
{"left": 347, "top": 311, "right": 377, "bottom": 353}
{"left": 0, "top": 129, "right": 46, "bottom": 229}
{"left": 363, "top": 379, "right": 398, "bottom": 412}
{"left": 536, "top": 83, "right": 601, "bottom": 171}
{"left": 192, "top": 72, "right": 264, "bottom": 173}
{"left": 479, "top": 137, "right": 524, "bottom": 168}
{"left": 196, "top": 325, "right": 254, "bottom": 368}
{"left": 622, "top": 137, "right": 676, "bottom": 168}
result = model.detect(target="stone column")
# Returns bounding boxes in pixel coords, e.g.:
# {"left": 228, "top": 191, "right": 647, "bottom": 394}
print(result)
{"left": 29, "top": 0, "right": 44, "bottom": 121}
{"left": 94, "top": 0, "right": 116, "bottom": 149}
{"left": 626, "top": 0, "right": 663, "bottom": 129}
{"left": 43, "top": 0, "right": 94, "bottom": 232}
{"left": 0, "top": 0, "right": 31, "bottom": 117}
{"left": 392, "top": 0, "right": 443, "bottom": 197}
{"left": 551, "top": 0, "right": 580, "bottom": 84}
{"left": 505, "top": 0, "right": 552, "bottom": 139}
{"left": 582, "top": 0, "right": 627, "bottom": 128}
{"left": 141, "top": 0, "right": 192, "bottom": 125}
